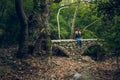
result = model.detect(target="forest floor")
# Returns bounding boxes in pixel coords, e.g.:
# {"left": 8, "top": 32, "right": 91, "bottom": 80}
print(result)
{"left": 0, "top": 46, "right": 120, "bottom": 80}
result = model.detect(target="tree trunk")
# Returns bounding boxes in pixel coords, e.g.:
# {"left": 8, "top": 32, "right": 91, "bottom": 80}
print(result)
{"left": 30, "top": 0, "right": 52, "bottom": 60}
{"left": 15, "top": 0, "right": 52, "bottom": 60}
{"left": 15, "top": 0, "right": 28, "bottom": 58}
{"left": 70, "top": 0, "right": 80, "bottom": 39}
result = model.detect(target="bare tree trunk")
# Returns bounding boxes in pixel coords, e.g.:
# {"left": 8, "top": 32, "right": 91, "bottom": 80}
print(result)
{"left": 70, "top": 0, "right": 80, "bottom": 39}
{"left": 15, "top": 0, "right": 28, "bottom": 58}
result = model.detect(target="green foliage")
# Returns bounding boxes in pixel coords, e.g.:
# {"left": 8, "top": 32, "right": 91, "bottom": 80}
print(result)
{"left": 0, "top": 0, "right": 33, "bottom": 47}
{"left": 82, "top": 30, "right": 97, "bottom": 39}
{"left": 104, "top": 16, "right": 120, "bottom": 51}
{"left": 23, "top": 0, "right": 33, "bottom": 15}
{"left": 1, "top": 0, "right": 119, "bottom": 54}
{"left": 50, "top": 1, "right": 99, "bottom": 39}
{"left": 0, "top": 0, "right": 19, "bottom": 46}
{"left": 97, "top": 0, "right": 120, "bottom": 19}
{"left": 50, "top": 24, "right": 58, "bottom": 39}
{"left": 96, "top": 0, "right": 120, "bottom": 56}
{"left": 50, "top": 2, "right": 73, "bottom": 39}
{"left": 60, "top": 27, "right": 70, "bottom": 39}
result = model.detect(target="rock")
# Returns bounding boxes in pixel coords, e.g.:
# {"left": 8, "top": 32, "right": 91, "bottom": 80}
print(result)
{"left": 0, "top": 66, "right": 11, "bottom": 76}
{"left": 73, "top": 70, "right": 95, "bottom": 80}
{"left": 73, "top": 72, "right": 81, "bottom": 80}
{"left": 81, "top": 56, "right": 94, "bottom": 62}
{"left": 51, "top": 74, "right": 56, "bottom": 80}
{"left": 80, "top": 71, "right": 95, "bottom": 80}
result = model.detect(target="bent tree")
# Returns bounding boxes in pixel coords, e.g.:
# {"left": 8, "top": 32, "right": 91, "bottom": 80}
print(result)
{"left": 15, "top": 0, "right": 62, "bottom": 59}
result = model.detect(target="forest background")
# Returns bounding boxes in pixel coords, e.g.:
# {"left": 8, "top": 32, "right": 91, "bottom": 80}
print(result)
{"left": 0, "top": 0, "right": 120, "bottom": 59}
{"left": 0, "top": 0, "right": 120, "bottom": 79}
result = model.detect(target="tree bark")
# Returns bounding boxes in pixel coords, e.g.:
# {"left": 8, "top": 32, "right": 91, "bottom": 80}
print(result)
{"left": 15, "top": 0, "right": 52, "bottom": 60}
{"left": 30, "top": 0, "right": 52, "bottom": 58}
{"left": 15, "top": 0, "right": 28, "bottom": 58}
{"left": 70, "top": 0, "right": 80, "bottom": 39}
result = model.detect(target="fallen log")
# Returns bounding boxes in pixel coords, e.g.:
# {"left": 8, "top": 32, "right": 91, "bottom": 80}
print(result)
{"left": 52, "top": 45, "right": 69, "bottom": 57}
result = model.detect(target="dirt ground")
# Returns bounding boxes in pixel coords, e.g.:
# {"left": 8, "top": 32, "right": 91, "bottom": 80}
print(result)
{"left": 0, "top": 47, "right": 119, "bottom": 80}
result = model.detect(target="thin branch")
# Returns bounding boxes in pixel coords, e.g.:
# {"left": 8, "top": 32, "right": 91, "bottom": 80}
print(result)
{"left": 82, "top": 19, "right": 100, "bottom": 32}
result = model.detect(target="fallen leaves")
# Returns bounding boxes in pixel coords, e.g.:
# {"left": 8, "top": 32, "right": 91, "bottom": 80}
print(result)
{"left": 0, "top": 47, "right": 118, "bottom": 80}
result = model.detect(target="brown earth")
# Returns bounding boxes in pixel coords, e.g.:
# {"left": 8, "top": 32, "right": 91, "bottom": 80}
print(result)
{"left": 0, "top": 47, "right": 119, "bottom": 80}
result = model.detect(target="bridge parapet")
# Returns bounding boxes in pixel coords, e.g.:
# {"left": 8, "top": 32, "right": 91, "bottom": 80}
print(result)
{"left": 51, "top": 39, "right": 100, "bottom": 59}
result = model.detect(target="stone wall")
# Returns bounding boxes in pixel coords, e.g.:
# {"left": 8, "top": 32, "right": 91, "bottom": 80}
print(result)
{"left": 51, "top": 39, "right": 99, "bottom": 59}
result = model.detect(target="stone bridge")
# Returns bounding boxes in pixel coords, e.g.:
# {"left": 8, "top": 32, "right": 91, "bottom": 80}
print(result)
{"left": 52, "top": 39, "right": 103, "bottom": 60}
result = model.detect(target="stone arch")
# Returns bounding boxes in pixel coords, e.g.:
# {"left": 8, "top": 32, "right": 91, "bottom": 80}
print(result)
{"left": 51, "top": 39, "right": 104, "bottom": 60}
{"left": 82, "top": 44, "right": 105, "bottom": 61}
{"left": 80, "top": 41, "right": 99, "bottom": 54}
